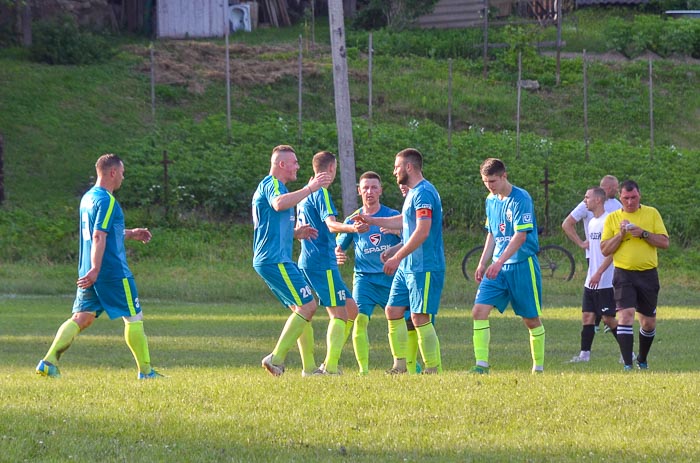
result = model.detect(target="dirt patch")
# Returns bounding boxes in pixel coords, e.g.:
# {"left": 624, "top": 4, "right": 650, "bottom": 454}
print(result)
{"left": 125, "top": 41, "right": 323, "bottom": 94}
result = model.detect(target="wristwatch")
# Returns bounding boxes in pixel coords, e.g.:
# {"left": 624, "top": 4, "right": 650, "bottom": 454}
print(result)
{"left": 642, "top": 230, "right": 650, "bottom": 239}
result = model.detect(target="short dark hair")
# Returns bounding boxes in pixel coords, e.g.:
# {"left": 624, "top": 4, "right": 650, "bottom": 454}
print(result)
{"left": 396, "top": 148, "right": 423, "bottom": 170}
{"left": 312, "top": 151, "right": 336, "bottom": 172}
{"left": 620, "top": 180, "right": 640, "bottom": 193}
{"left": 95, "top": 153, "right": 122, "bottom": 174}
{"left": 272, "top": 145, "right": 295, "bottom": 156}
{"left": 589, "top": 187, "right": 606, "bottom": 201}
{"left": 480, "top": 158, "right": 506, "bottom": 177}
{"left": 359, "top": 171, "right": 381, "bottom": 183}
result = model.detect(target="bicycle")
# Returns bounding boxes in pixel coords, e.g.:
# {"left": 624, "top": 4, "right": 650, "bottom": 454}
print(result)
{"left": 461, "top": 243, "right": 576, "bottom": 282}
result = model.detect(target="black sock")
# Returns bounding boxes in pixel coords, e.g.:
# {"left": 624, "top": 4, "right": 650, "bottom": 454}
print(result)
{"left": 581, "top": 324, "right": 595, "bottom": 352}
{"left": 637, "top": 328, "right": 655, "bottom": 363}
{"left": 616, "top": 324, "right": 634, "bottom": 365}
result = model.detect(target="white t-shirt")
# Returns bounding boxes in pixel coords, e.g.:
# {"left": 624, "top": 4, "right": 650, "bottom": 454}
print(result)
{"left": 568, "top": 198, "right": 622, "bottom": 258}
{"left": 585, "top": 212, "right": 614, "bottom": 289}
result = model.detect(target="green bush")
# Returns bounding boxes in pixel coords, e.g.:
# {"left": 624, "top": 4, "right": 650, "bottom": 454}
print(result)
{"left": 30, "top": 16, "right": 115, "bottom": 65}
{"left": 605, "top": 15, "right": 700, "bottom": 58}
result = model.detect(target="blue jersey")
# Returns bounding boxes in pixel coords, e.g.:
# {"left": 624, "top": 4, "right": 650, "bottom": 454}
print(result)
{"left": 297, "top": 187, "right": 339, "bottom": 270}
{"left": 401, "top": 179, "right": 445, "bottom": 273}
{"left": 484, "top": 185, "right": 539, "bottom": 264}
{"left": 252, "top": 175, "right": 296, "bottom": 266}
{"left": 78, "top": 186, "right": 132, "bottom": 282}
{"left": 337, "top": 205, "right": 402, "bottom": 274}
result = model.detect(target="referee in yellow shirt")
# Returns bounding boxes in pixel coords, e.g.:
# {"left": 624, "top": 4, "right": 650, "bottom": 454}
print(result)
{"left": 601, "top": 180, "right": 669, "bottom": 371}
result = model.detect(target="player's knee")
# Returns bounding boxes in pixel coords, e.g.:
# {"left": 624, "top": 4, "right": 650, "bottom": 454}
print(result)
{"left": 71, "top": 311, "right": 96, "bottom": 330}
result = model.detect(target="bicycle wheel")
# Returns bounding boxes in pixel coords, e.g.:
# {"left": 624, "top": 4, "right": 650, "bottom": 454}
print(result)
{"left": 461, "top": 245, "right": 484, "bottom": 281}
{"left": 537, "top": 245, "right": 575, "bottom": 281}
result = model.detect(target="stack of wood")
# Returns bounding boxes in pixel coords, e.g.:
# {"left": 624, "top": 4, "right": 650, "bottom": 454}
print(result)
{"left": 260, "top": 0, "right": 291, "bottom": 27}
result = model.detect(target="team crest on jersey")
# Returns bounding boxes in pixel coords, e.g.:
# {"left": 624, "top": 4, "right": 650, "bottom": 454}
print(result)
{"left": 369, "top": 233, "right": 381, "bottom": 246}
{"left": 506, "top": 209, "right": 513, "bottom": 222}
{"left": 499, "top": 223, "right": 506, "bottom": 233}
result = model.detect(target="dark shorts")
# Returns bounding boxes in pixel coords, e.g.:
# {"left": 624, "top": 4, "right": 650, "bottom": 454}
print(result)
{"left": 612, "top": 267, "right": 659, "bottom": 317}
{"left": 582, "top": 286, "right": 616, "bottom": 318}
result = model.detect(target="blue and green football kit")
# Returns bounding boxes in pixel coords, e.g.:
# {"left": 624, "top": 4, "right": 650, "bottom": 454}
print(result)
{"left": 297, "top": 187, "right": 351, "bottom": 307}
{"left": 73, "top": 186, "right": 140, "bottom": 319}
{"left": 386, "top": 179, "right": 445, "bottom": 373}
{"left": 474, "top": 185, "right": 543, "bottom": 319}
{"left": 336, "top": 205, "right": 401, "bottom": 317}
{"left": 253, "top": 174, "right": 317, "bottom": 375}
{"left": 387, "top": 179, "right": 445, "bottom": 315}
{"left": 471, "top": 184, "right": 545, "bottom": 373}
{"left": 252, "top": 175, "right": 314, "bottom": 308}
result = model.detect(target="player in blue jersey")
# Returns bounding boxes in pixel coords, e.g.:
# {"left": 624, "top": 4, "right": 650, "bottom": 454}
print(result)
{"left": 254, "top": 145, "right": 332, "bottom": 377}
{"left": 297, "top": 151, "right": 369, "bottom": 375}
{"left": 35, "top": 154, "right": 162, "bottom": 380}
{"left": 355, "top": 148, "right": 445, "bottom": 374}
{"left": 469, "top": 158, "right": 545, "bottom": 374}
{"left": 336, "top": 171, "right": 407, "bottom": 375}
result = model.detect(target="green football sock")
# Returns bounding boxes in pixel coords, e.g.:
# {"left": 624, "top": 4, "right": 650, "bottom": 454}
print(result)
{"left": 406, "top": 327, "right": 419, "bottom": 375}
{"left": 529, "top": 325, "right": 546, "bottom": 369}
{"left": 387, "top": 318, "right": 408, "bottom": 362}
{"left": 44, "top": 319, "right": 81, "bottom": 365}
{"left": 473, "top": 319, "right": 491, "bottom": 366}
{"left": 344, "top": 319, "right": 354, "bottom": 343}
{"left": 415, "top": 322, "right": 440, "bottom": 370}
{"left": 271, "top": 312, "right": 308, "bottom": 365}
{"left": 352, "top": 314, "right": 370, "bottom": 374}
{"left": 296, "top": 321, "right": 316, "bottom": 374}
{"left": 323, "top": 317, "right": 346, "bottom": 373}
{"left": 124, "top": 320, "right": 152, "bottom": 374}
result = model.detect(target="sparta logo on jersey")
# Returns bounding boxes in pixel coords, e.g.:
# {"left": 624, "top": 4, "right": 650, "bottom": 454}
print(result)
{"left": 499, "top": 223, "right": 506, "bottom": 233}
{"left": 369, "top": 233, "right": 382, "bottom": 246}
{"left": 506, "top": 209, "right": 513, "bottom": 222}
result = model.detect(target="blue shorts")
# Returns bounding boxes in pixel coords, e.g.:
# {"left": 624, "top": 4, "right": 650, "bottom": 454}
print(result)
{"left": 302, "top": 268, "right": 351, "bottom": 308}
{"left": 387, "top": 269, "right": 444, "bottom": 315}
{"left": 353, "top": 272, "right": 393, "bottom": 318}
{"left": 254, "top": 263, "right": 315, "bottom": 309}
{"left": 72, "top": 277, "right": 141, "bottom": 320}
{"left": 475, "top": 256, "right": 543, "bottom": 319}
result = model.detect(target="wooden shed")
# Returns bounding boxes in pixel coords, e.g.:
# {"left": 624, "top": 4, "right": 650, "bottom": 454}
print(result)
{"left": 156, "top": 0, "right": 227, "bottom": 38}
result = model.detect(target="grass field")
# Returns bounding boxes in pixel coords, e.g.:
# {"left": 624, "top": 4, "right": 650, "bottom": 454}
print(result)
{"left": 2, "top": 295, "right": 699, "bottom": 462}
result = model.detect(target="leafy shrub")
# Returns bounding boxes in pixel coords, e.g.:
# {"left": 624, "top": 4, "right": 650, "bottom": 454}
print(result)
{"left": 605, "top": 15, "right": 700, "bottom": 58}
{"left": 30, "top": 16, "right": 115, "bottom": 65}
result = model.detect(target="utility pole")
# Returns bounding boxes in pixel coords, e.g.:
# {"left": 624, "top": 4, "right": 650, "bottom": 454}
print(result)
{"left": 328, "top": 0, "right": 358, "bottom": 216}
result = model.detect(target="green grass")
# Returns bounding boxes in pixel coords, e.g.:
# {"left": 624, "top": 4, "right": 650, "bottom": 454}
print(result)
{"left": 2, "top": 296, "right": 700, "bottom": 462}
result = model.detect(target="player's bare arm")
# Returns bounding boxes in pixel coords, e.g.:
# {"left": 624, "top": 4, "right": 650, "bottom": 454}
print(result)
{"left": 272, "top": 172, "right": 332, "bottom": 212}
{"left": 335, "top": 245, "right": 348, "bottom": 266}
{"left": 294, "top": 224, "right": 318, "bottom": 240}
{"left": 77, "top": 229, "right": 107, "bottom": 289}
{"left": 126, "top": 228, "right": 152, "bottom": 244}
{"left": 484, "top": 231, "right": 527, "bottom": 280}
{"left": 475, "top": 234, "right": 496, "bottom": 283}
{"left": 353, "top": 213, "right": 402, "bottom": 230}
{"left": 326, "top": 216, "right": 369, "bottom": 234}
{"left": 383, "top": 216, "right": 430, "bottom": 275}
{"left": 562, "top": 215, "right": 588, "bottom": 250}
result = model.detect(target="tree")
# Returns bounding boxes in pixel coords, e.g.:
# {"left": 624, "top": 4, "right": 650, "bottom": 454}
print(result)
{"left": 328, "top": 0, "right": 358, "bottom": 217}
